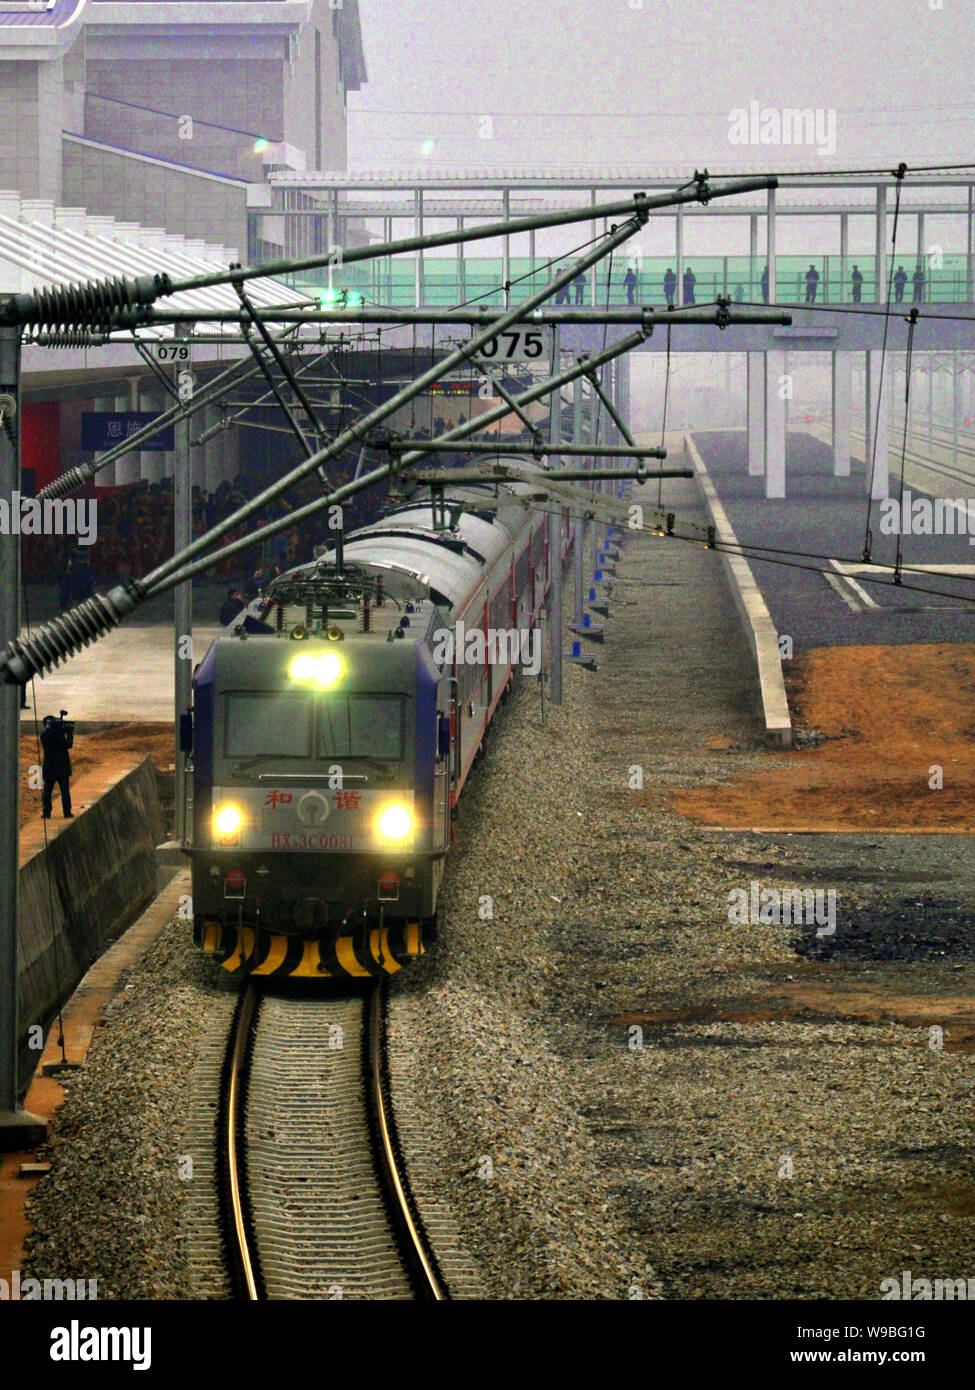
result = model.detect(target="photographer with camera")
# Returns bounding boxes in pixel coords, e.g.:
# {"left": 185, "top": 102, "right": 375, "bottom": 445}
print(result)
{"left": 40, "top": 710, "right": 74, "bottom": 820}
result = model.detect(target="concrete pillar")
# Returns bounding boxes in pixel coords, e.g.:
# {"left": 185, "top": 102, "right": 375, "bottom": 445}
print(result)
{"left": 747, "top": 351, "right": 765, "bottom": 476}
{"left": 414, "top": 188, "right": 422, "bottom": 306}
{"left": 502, "top": 187, "right": 510, "bottom": 308}
{"left": 875, "top": 185, "right": 887, "bottom": 302}
{"left": 202, "top": 407, "right": 222, "bottom": 492}
{"left": 383, "top": 216, "right": 393, "bottom": 305}
{"left": 840, "top": 213, "right": 849, "bottom": 300}
{"left": 113, "top": 393, "right": 140, "bottom": 485}
{"left": 765, "top": 350, "right": 786, "bottom": 498}
{"left": 832, "top": 351, "right": 852, "bottom": 477}
{"left": 223, "top": 414, "right": 239, "bottom": 486}
{"left": 457, "top": 217, "right": 465, "bottom": 304}
{"left": 139, "top": 387, "right": 166, "bottom": 485}
{"left": 89, "top": 394, "right": 116, "bottom": 487}
{"left": 589, "top": 188, "right": 598, "bottom": 306}
{"left": 675, "top": 203, "right": 684, "bottom": 306}
{"left": 865, "top": 349, "right": 889, "bottom": 499}
{"left": 617, "top": 352, "right": 630, "bottom": 429}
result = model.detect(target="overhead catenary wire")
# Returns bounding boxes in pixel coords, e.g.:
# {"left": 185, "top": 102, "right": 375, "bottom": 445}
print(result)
{"left": 0, "top": 237, "right": 661, "bottom": 685}
{"left": 508, "top": 494, "right": 975, "bottom": 608}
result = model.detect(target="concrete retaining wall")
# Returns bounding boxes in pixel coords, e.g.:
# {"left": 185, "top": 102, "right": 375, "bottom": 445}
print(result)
{"left": 17, "top": 757, "right": 165, "bottom": 1095}
{"left": 685, "top": 433, "right": 793, "bottom": 749}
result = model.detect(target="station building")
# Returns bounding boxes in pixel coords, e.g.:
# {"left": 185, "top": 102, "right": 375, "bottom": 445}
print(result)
{"left": 0, "top": 0, "right": 366, "bottom": 504}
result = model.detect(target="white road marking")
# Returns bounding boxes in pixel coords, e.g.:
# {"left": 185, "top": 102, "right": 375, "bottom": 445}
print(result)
{"left": 827, "top": 560, "right": 879, "bottom": 609}
{"left": 823, "top": 569, "right": 863, "bottom": 613}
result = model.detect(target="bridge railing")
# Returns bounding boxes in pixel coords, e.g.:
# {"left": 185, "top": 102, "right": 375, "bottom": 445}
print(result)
{"left": 282, "top": 253, "right": 974, "bottom": 308}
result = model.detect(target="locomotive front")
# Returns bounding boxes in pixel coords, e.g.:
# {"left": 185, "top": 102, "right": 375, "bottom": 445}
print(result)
{"left": 189, "top": 592, "right": 451, "bottom": 977}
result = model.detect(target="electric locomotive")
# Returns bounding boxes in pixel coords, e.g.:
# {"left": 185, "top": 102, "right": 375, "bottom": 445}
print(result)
{"left": 186, "top": 464, "right": 558, "bottom": 978}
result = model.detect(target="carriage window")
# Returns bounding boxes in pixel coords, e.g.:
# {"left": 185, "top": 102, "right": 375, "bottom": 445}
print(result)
{"left": 224, "top": 692, "right": 313, "bottom": 758}
{"left": 316, "top": 694, "right": 405, "bottom": 761}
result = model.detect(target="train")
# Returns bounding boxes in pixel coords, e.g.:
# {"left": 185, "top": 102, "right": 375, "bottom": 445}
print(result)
{"left": 184, "top": 457, "right": 571, "bottom": 979}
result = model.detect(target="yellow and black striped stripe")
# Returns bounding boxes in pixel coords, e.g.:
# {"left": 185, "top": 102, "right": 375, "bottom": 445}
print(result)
{"left": 199, "top": 920, "right": 426, "bottom": 978}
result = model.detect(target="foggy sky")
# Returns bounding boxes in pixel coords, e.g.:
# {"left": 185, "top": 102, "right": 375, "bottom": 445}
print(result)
{"left": 348, "top": 0, "right": 975, "bottom": 172}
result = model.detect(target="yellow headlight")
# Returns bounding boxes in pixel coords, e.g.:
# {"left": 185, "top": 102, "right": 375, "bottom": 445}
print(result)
{"left": 376, "top": 803, "right": 413, "bottom": 842}
{"left": 288, "top": 651, "right": 343, "bottom": 686}
{"left": 288, "top": 653, "right": 316, "bottom": 680}
{"left": 313, "top": 652, "right": 343, "bottom": 686}
{"left": 214, "top": 803, "right": 242, "bottom": 837}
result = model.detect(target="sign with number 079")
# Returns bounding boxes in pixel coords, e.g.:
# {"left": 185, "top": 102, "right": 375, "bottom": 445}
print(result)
{"left": 478, "top": 326, "right": 553, "bottom": 362}
{"left": 151, "top": 342, "right": 192, "bottom": 363}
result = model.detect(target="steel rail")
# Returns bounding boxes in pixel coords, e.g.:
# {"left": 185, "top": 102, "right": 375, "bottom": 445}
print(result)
{"left": 367, "top": 984, "right": 447, "bottom": 1301}
{"left": 223, "top": 984, "right": 262, "bottom": 1302}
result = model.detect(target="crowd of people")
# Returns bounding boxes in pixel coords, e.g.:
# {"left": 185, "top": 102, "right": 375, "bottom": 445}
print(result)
{"left": 23, "top": 462, "right": 380, "bottom": 605}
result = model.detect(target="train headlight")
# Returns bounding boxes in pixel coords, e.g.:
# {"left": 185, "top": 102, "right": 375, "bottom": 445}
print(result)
{"left": 288, "top": 652, "right": 343, "bottom": 686}
{"left": 288, "top": 653, "right": 316, "bottom": 680}
{"left": 375, "top": 803, "right": 413, "bottom": 843}
{"left": 313, "top": 652, "right": 343, "bottom": 686}
{"left": 214, "top": 803, "right": 243, "bottom": 840}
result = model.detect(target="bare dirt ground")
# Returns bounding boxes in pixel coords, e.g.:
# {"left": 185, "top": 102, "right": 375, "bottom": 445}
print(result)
{"left": 19, "top": 723, "right": 174, "bottom": 829}
{"left": 672, "top": 643, "right": 975, "bottom": 831}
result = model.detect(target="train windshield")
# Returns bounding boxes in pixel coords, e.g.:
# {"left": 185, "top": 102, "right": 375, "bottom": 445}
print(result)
{"left": 222, "top": 691, "right": 404, "bottom": 762}
{"left": 316, "top": 694, "right": 404, "bottom": 762}
{"left": 224, "top": 692, "right": 312, "bottom": 759}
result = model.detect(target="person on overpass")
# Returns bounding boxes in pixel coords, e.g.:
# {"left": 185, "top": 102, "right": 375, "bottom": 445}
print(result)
{"left": 805, "top": 265, "right": 820, "bottom": 304}
{"left": 760, "top": 263, "right": 769, "bottom": 303}
{"left": 682, "top": 266, "right": 696, "bottom": 304}
{"left": 623, "top": 266, "right": 637, "bottom": 304}
{"left": 573, "top": 266, "right": 586, "bottom": 305}
{"left": 893, "top": 265, "right": 908, "bottom": 302}
{"left": 663, "top": 266, "right": 677, "bottom": 304}
{"left": 851, "top": 265, "right": 863, "bottom": 302}
{"left": 912, "top": 264, "right": 926, "bottom": 302}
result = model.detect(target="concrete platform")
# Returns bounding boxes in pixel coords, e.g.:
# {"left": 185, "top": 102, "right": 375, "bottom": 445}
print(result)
{"left": 19, "top": 621, "right": 221, "bottom": 724}
{"left": 685, "top": 432, "right": 793, "bottom": 749}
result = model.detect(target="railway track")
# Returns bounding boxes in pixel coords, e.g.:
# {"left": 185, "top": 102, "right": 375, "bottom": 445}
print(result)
{"left": 849, "top": 422, "right": 975, "bottom": 493}
{"left": 218, "top": 980, "right": 448, "bottom": 1301}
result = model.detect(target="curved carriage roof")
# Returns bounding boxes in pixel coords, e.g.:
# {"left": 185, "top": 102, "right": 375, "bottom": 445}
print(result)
{"left": 321, "top": 464, "right": 543, "bottom": 615}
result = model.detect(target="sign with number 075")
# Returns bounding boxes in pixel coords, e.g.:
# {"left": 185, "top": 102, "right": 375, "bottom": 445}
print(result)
{"left": 478, "top": 326, "right": 553, "bottom": 362}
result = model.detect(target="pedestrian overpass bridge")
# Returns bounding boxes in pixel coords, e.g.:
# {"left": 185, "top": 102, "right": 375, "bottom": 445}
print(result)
{"left": 6, "top": 165, "right": 975, "bottom": 501}
{"left": 258, "top": 166, "right": 975, "bottom": 503}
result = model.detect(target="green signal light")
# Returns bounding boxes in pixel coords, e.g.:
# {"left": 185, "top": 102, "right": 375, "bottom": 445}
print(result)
{"left": 313, "top": 289, "right": 365, "bottom": 309}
